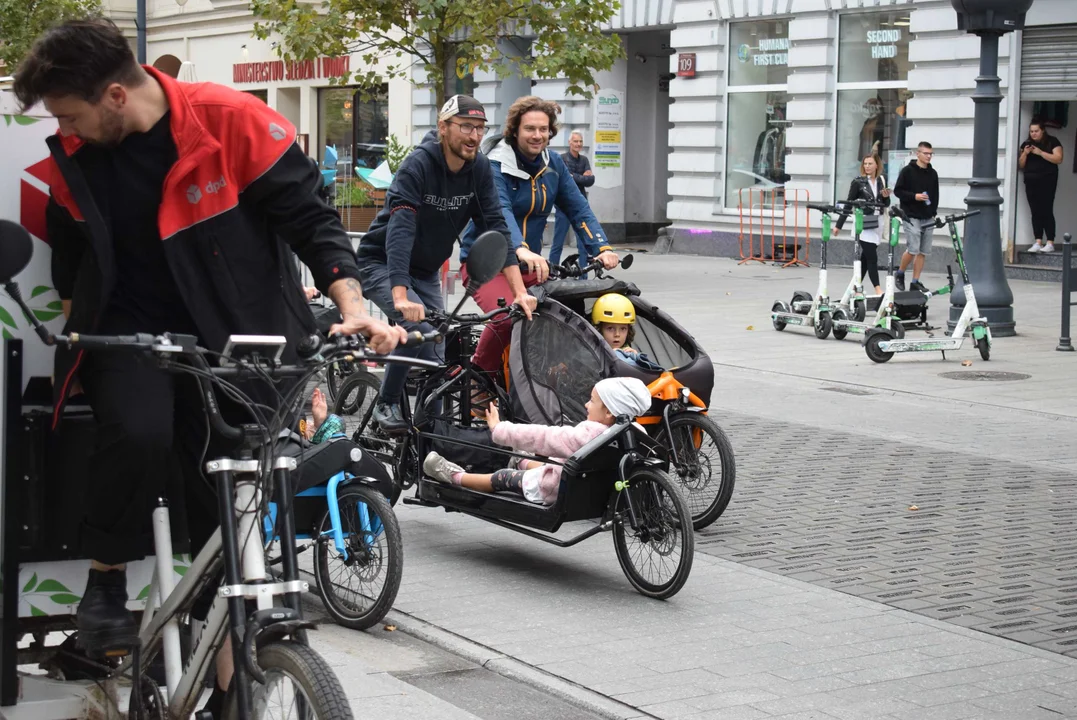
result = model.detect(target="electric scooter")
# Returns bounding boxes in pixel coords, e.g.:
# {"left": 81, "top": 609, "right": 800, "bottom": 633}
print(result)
{"left": 771, "top": 202, "right": 839, "bottom": 339}
{"left": 864, "top": 209, "right": 992, "bottom": 363}
{"left": 834, "top": 198, "right": 887, "bottom": 322}
{"left": 831, "top": 205, "right": 908, "bottom": 341}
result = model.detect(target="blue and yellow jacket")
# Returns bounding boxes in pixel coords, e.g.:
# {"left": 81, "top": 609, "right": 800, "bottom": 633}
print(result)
{"left": 459, "top": 137, "right": 611, "bottom": 262}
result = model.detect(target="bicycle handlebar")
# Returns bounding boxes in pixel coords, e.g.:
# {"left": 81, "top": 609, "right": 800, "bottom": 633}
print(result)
{"left": 428, "top": 304, "right": 519, "bottom": 327}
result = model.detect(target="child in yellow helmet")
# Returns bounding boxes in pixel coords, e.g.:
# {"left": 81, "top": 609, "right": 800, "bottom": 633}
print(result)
{"left": 591, "top": 293, "right": 665, "bottom": 370}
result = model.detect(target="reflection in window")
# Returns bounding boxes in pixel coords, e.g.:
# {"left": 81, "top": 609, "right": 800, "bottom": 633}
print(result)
{"left": 317, "top": 86, "right": 389, "bottom": 175}
{"left": 725, "top": 91, "right": 790, "bottom": 206}
{"left": 835, "top": 89, "right": 914, "bottom": 194}
{"left": 243, "top": 89, "right": 268, "bottom": 103}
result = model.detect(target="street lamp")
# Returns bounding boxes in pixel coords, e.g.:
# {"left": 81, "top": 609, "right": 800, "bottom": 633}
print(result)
{"left": 137, "top": 0, "right": 147, "bottom": 63}
{"left": 948, "top": 0, "right": 1034, "bottom": 337}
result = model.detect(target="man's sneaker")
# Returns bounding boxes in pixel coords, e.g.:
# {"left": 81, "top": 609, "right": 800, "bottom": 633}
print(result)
{"left": 1028, "top": 242, "right": 1044, "bottom": 253}
{"left": 423, "top": 452, "right": 463, "bottom": 485}
{"left": 895, "top": 273, "right": 906, "bottom": 292}
{"left": 1042, "top": 241, "right": 1056, "bottom": 253}
{"left": 76, "top": 569, "right": 137, "bottom": 656}
{"left": 910, "top": 280, "right": 928, "bottom": 293}
{"left": 373, "top": 402, "right": 407, "bottom": 432}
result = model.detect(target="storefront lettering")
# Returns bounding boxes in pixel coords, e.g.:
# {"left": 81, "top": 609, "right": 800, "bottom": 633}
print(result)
{"left": 866, "top": 29, "right": 901, "bottom": 59}
{"left": 740, "top": 37, "right": 789, "bottom": 67}
{"left": 232, "top": 56, "right": 351, "bottom": 84}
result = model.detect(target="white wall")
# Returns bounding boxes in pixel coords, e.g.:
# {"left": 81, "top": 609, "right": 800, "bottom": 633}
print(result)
{"left": 1014, "top": 102, "right": 1077, "bottom": 245}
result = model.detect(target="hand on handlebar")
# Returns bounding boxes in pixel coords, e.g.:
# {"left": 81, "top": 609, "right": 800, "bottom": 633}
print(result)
{"left": 329, "top": 313, "right": 409, "bottom": 355}
{"left": 514, "top": 292, "right": 537, "bottom": 320}
{"left": 516, "top": 246, "right": 550, "bottom": 283}
{"left": 595, "top": 250, "right": 620, "bottom": 270}
{"left": 394, "top": 297, "right": 426, "bottom": 323}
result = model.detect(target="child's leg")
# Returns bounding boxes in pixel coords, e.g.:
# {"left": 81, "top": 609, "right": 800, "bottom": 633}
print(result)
{"left": 456, "top": 468, "right": 527, "bottom": 494}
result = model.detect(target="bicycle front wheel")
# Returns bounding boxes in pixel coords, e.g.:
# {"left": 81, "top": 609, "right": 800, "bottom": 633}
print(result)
{"left": 613, "top": 468, "right": 694, "bottom": 599}
{"left": 222, "top": 640, "right": 353, "bottom": 720}
{"left": 314, "top": 484, "right": 403, "bottom": 630}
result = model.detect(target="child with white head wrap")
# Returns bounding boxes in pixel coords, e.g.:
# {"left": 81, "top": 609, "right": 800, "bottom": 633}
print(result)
{"left": 423, "top": 377, "right": 655, "bottom": 505}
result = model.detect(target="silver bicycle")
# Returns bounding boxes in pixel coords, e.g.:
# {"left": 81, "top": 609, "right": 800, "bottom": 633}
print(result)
{"left": 0, "top": 218, "right": 439, "bottom": 719}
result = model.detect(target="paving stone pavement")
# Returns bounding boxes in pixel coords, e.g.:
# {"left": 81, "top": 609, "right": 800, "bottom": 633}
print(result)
{"left": 700, "top": 409, "right": 1077, "bottom": 659}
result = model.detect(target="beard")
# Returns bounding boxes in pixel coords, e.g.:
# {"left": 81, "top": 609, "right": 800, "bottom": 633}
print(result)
{"left": 86, "top": 106, "right": 125, "bottom": 146}
{"left": 446, "top": 133, "right": 478, "bottom": 163}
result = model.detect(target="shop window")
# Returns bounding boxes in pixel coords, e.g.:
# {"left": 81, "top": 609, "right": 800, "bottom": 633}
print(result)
{"left": 244, "top": 89, "right": 268, "bottom": 103}
{"left": 725, "top": 19, "right": 791, "bottom": 207}
{"left": 317, "top": 85, "right": 389, "bottom": 175}
{"left": 834, "top": 12, "right": 913, "bottom": 196}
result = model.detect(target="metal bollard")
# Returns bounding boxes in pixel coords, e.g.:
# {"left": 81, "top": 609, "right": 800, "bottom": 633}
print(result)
{"left": 1059, "top": 233, "right": 1074, "bottom": 352}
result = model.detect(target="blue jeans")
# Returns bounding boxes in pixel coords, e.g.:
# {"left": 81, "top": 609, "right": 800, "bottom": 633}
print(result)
{"left": 549, "top": 211, "right": 591, "bottom": 267}
{"left": 357, "top": 262, "right": 444, "bottom": 405}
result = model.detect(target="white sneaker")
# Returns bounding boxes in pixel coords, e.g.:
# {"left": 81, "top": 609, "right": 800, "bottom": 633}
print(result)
{"left": 1028, "top": 242, "right": 1044, "bottom": 253}
{"left": 1042, "top": 242, "right": 1056, "bottom": 253}
{"left": 423, "top": 452, "right": 463, "bottom": 485}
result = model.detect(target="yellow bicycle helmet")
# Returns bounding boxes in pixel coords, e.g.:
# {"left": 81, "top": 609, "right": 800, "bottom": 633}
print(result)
{"left": 592, "top": 294, "right": 636, "bottom": 325}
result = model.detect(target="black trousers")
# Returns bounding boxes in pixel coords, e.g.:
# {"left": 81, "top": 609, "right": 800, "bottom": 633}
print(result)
{"left": 1025, "top": 176, "right": 1057, "bottom": 242}
{"left": 859, "top": 241, "right": 881, "bottom": 289}
{"left": 78, "top": 350, "right": 242, "bottom": 566}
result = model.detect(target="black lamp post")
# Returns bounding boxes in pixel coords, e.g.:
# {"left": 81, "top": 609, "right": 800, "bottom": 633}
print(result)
{"left": 947, "top": 0, "right": 1034, "bottom": 337}
{"left": 137, "top": 0, "right": 147, "bottom": 64}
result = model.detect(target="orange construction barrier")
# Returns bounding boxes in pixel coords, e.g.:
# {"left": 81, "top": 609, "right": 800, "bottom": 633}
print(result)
{"left": 738, "top": 187, "right": 811, "bottom": 268}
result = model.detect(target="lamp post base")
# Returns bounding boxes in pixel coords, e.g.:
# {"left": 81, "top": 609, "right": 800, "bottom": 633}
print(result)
{"left": 947, "top": 306, "right": 1016, "bottom": 337}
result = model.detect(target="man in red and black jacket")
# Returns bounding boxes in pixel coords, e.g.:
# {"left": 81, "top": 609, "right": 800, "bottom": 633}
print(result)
{"left": 13, "top": 16, "right": 402, "bottom": 696}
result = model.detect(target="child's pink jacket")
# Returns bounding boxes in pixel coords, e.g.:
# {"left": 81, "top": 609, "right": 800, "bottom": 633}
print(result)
{"left": 490, "top": 420, "right": 609, "bottom": 505}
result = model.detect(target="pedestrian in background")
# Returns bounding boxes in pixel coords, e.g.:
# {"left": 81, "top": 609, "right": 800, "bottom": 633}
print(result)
{"left": 1020, "top": 118, "right": 1064, "bottom": 254}
{"left": 549, "top": 130, "right": 597, "bottom": 267}
{"left": 892, "top": 141, "right": 939, "bottom": 293}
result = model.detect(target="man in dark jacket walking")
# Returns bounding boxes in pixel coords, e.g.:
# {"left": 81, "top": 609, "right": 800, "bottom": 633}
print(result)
{"left": 549, "top": 130, "right": 597, "bottom": 266}
{"left": 892, "top": 142, "right": 940, "bottom": 292}
{"left": 356, "top": 94, "right": 536, "bottom": 431}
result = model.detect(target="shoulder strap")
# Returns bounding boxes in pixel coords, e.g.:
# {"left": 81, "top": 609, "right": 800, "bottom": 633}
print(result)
{"left": 46, "top": 136, "right": 113, "bottom": 273}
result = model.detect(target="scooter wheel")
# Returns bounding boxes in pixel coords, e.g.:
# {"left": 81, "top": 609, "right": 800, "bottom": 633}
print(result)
{"left": 853, "top": 300, "right": 867, "bottom": 323}
{"left": 791, "top": 290, "right": 812, "bottom": 314}
{"left": 977, "top": 337, "right": 991, "bottom": 361}
{"left": 886, "top": 318, "right": 906, "bottom": 339}
{"left": 814, "top": 311, "right": 832, "bottom": 340}
{"left": 772, "top": 301, "right": 789, "bottom": 331}
{"left": 865, "top": 330, "right": 895, "bottom": 363}
{"left": 831, "top": 308, "right": 849, "bottom": 341}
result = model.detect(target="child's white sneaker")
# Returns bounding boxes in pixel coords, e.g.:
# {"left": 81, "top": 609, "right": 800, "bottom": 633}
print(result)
{"left": 1028, "top": 242, "right": 1044, "bottom": 253}
{"left": 1042, "top": 241, "right": 1056, "bottom": 253}
{"left": 423, "top": 452, "right": 463, "bottom": 485}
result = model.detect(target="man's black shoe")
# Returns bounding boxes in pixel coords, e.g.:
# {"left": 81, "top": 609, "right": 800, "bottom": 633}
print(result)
{"left": 910, "top": 280, "right": 928, "bottom": 293}
{"left": 76, "top": 569, "right": 137, "bottom": 655}
{"left": 895, "top": 274, "right": 906, "bottom": 292}
{"left": 373, "top": 402, "right": 407, "bottom": 432}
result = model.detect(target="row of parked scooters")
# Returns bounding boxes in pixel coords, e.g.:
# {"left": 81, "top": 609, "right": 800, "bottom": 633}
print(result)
{"left": 770, "top": 200, "right": 993, "bottom": 363}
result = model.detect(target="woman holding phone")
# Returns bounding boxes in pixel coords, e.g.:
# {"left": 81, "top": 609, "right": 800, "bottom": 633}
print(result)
{"left": 1020, "top": 118, "right": 1064, "bottom": 254}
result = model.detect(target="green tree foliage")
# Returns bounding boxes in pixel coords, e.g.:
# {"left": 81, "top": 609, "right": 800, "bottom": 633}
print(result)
{"left": 251, "top": 0, "right": 625, "bottom": 108}
{"left": 0, "top": 0, "right": 102, "bottom": 72}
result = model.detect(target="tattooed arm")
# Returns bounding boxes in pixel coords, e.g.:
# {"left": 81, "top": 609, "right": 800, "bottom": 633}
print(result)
{"left": 326, "top": 276, "right": 407, "bottom": 354}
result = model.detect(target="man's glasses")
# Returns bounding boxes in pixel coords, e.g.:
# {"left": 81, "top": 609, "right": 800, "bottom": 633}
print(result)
{"left": 449, "top": 121, "right": 486, "bottom": 137}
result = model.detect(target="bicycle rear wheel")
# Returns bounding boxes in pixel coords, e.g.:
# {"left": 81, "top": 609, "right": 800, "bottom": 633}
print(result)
{"left": 654, "top": 412, "right": 736, "bottom": 530}
{"left": 222, "top": 640, "right": 353, "bottom": 719}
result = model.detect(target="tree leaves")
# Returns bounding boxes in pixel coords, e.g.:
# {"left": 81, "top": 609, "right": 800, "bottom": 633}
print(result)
{"left": 0, "top": 0, "right": 104, "bottom": 71}
{"left": 251, "top": 0, "right": 624, "bottom": 108}
{"left": 29, "top": 286, "right": 51, "bottom": 299}
{"left": 0, "top": 306, "right": 17, "bottom": 329}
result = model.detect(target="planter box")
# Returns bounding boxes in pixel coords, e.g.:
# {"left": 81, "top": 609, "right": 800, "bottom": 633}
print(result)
{"left": 338, "top": 206, "right": 378, "bottom": 233}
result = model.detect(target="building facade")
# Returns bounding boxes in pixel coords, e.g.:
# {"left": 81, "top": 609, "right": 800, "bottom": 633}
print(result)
{"left": 89, "top": 0, "right": 1077, "bottom": 255}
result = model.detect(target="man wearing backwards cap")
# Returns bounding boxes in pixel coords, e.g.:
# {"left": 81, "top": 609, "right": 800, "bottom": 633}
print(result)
{"left": 358, "top": 94, "right": 536, "bottom": 431}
